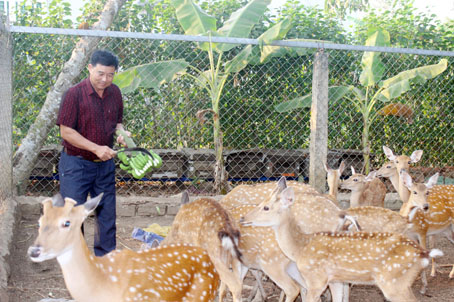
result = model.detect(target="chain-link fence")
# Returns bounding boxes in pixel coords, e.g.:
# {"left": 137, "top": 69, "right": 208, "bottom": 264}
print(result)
{"left": 10, "top": 27, "right": 454, "bottom": 196}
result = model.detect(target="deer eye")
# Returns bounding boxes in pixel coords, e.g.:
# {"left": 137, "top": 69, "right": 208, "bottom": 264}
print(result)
{"left": 426, "top": 191, "right": 430, "bottom": 196}
{"left": 396, "top": 160, "right": 399, "bottom": 164}
{"left": 386, "top": 165, "right": 391, "bottom": 168}
{"left": 62, "top": 221, "right": 70, "bottom": 228}
{"left": 408, "top": 161, "right": 411, "bottom": 165}
{"left": 353, "top": 178, "right": 358, "bottom": 182}
{"left": 413, "top": 191, "right": 417, "bottom": 195}
{"left": 263, "top": 206, "right": 269, "bottom": 211}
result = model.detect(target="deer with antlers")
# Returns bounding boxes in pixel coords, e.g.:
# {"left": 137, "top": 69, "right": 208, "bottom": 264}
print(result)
{"left": 28, "top": 193, "right": 220, "bottom": 302}
{"left": 161, "top": 193, "right": 244, "bottom": 302}
{"left": 241, "top": 177, "right": 443, "bottom": 302}
{"left": 340, "top": 167, "right": 387, "bottom": 208}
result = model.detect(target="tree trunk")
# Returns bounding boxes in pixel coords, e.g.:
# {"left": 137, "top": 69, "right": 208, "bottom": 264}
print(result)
{"left": 0, "top": 14, "right": 16, "bottom": 302}
{"left": 12, "top": 0, "right": 127, "bottom": 194}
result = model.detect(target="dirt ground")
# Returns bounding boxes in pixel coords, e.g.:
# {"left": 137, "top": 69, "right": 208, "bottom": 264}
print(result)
{"left": 7, "top": 200, "right": 454, "bottom": 302}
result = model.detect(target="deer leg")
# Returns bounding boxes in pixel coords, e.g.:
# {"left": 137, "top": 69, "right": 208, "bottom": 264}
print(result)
{"left": 212, "top": 258, "right": 243, "bottom": 302}
{"left": 378, "top": 283, "right": 418, "bottom": 302}
{"left": 419, "top": 270, "right": 428, "bottom": 295}
{"left": 427, "top": 235, "right": 438, "bottom": 277}
{"left": 219, "top": 281, "right": 228, "bottom": 302}
{"left": 249, "top": 269, "right": 267, "bottom": 300}
{"left": 449, "top": 265, "right": 454, "bottom": 278}
{"left": 262, "top": 262, "right": 300, "bottom": 302}
{"left": 328, "top": 282, "right": 350, "bottom": 302}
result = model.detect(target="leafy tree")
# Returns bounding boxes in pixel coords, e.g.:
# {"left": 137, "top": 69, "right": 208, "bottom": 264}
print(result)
{"left": 113, "top": 0, "right": 318, "bottom": 193}
{"left": 275, "top": 29, "right": 448, "bottom": 173}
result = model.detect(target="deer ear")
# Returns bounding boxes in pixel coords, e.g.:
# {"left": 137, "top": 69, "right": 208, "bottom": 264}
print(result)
{"left": 280, "top": 187, "right": 295, "bottom": 208}
{"left": 365, "top": 170, "right": 376, "bottom": 181}
{"left": 84, "top": 193, "right": 104, "bottom": 217}
{"left": 410, "top": 150, "right": 423, "bottom": 163}
{"left": 52, "top": 193, "right": 65, "bottom": 207}
{"left": 383, "top": 146, "right": 396, "bottom": 161}
{"left": 338, "top": 161, "right": 345, "bottom": 174}
{"left": 180, "top": 191, "right": 190, "bottom": 205}
{"left": 351, "top": 166, "right": 356, "bottom": 175}
{"left": 426, "top": 173, "right": 439, "bottom": 188}
{"left": 400, "top": 170, "right": 413, "bottom": 189}
{"left": 277, "top": 176, "right": 287, "bottom": 192}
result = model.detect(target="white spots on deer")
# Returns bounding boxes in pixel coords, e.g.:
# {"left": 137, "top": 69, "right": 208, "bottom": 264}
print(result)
{"left": 28, "top": 196, "right": 220, "bottom": 302}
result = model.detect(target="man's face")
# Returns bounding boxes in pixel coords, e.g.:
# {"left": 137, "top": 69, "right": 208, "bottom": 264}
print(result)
{"left": 88, "top": 63, "right": 116, "bottom": 93}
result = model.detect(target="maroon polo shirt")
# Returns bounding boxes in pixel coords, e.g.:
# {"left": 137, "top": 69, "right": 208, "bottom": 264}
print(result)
{"left": 57, "top": 78, "right": 123, "bottom": 161}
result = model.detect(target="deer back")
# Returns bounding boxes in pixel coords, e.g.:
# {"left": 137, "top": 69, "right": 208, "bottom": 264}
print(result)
{"left": 221, "top": 181, "right": 318, "bottom": 208}
{"left": 343, "top": 206, "right": 408, "bottom": 233}
{"left": 163, "top": 197, "right": 242, "bottom": 265}
{"left": 361, "top": 178, "right": 387, "bottom": 207}
{"left": 298, "top": 232, "right": 434, "bottom": 285}
{"left": 229, "top": 204, "right": 291, "bottom": 269}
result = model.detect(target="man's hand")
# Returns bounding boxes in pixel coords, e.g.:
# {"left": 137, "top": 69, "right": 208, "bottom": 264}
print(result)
{"left": 116, "top": 130, "right": 131, "bottom": 147}
{"left": 95, "top": 145, "right": 117, "bottom": 161}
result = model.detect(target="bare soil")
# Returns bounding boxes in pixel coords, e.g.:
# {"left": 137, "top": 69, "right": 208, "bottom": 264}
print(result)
{"left": 7, "top": 201, "right": 454, "bottom": 302}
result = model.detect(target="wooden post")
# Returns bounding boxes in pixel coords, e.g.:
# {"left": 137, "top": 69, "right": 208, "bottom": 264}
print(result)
{"left": 309, "top": 50, "right": 328, "bottom": 193}
{"left": 0, "top": 14, "right": 15, "bottom": 302}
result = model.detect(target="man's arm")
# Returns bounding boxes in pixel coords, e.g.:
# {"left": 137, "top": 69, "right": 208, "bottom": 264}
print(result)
{"left": 60, "top": 125, "right": 116, "bottom": 161}
{"left": 115, "top": 123, "right": 131, "bottom": 147}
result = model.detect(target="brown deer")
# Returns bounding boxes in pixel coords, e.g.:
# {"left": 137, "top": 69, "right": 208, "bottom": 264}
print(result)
{"left": 221, "top": 180, "right": 319, "bottom": 209}
{"left": 221, "top": 181, "right": 352, "bottom": 302}
{"left": 381, "top": 146, "right": 423, "bottom": 212}
{"left": 240, "top": 180, "right": 443, "bottom": 302}
{"left": 400, "top": 170, "right": 454, "bottom": 278}
{"left": 28, "top": 193, "right": 220, "bottom": 302}
{"left": 161, "top": 192, "right": 243, "bottom": 302}
{"left": 340, "top": 167, "right": 387, "bottom": 208}
{"left": 227, "top": 204, "right": 302, "bottom": 302}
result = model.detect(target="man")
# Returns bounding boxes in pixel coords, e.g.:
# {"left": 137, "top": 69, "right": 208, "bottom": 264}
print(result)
{"left": 57, "top": 49, "right": 128, "bottom": 256}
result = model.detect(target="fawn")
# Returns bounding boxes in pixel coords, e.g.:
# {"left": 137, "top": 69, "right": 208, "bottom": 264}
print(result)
{"left": 241, "top": 179, "right": 443, "bottom": 302}
{"left": 28, "top": 193, "right": 219, "bottom": 302}
{"left": 340, "top": 167, "right": 387, "bottom": 208}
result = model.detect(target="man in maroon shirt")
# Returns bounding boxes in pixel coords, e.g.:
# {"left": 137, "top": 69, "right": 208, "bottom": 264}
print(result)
{"left": 57, "top": 50, "right": 128, "bottom": 256}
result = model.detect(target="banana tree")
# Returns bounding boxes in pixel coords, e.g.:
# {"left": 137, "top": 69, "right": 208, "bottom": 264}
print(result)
{"left": 114, "top": 0, "right": 309, "bottom": 194}
{"left": 275, "top": 29, "right": 448, "bottom": 173}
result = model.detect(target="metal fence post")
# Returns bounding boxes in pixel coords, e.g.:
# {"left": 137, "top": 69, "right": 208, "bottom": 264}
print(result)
{"left": 309, "top": 49, "right": 328, "bottom": 193}
{"left": 0, "top": 14, "right": 15, "bottom": 302}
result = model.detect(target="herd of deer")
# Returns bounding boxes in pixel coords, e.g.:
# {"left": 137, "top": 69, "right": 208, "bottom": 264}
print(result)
{"left": 27, "top": 146, "right": 454, "bottom": 302}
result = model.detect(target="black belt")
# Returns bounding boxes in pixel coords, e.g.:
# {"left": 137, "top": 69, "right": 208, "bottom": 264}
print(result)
{"left": 64, "top": 147, "right": 102, "bottom": 162}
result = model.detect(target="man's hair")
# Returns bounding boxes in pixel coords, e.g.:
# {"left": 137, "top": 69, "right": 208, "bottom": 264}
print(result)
{"left": 90, "top": 50, "right": 119, "bottom": 70}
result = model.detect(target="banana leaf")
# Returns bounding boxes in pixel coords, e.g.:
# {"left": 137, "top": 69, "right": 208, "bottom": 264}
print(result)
{"left": 359, "top": 30, "right": 390, "bottom": 87}
{"left": 378, "top": 59, "right": 448, "bottom": 101}
{"left": 114, "top": 60, "right": 189, "bottom": 94}
{"left": 275, "top": 86, "right": 353, "bottom": 112}
{"left": 215, "top": 0, "right": 271, "bottom": 52}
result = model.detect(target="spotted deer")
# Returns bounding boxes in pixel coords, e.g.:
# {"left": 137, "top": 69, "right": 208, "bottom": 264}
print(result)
{"left": 221, "top": 180, "right": 319, "bottom": 209}
{"left": 28, "top": 194, "right": 219, "bottom": 302}
{"left": 400, "top": 170, "right": 454, "bottom": 278}
{"left": 161, "top": 193, "right": 244, "bottom": 302}
{"left": 241, "top": 181, "right": 443, "bottom": 302}
{"left": 222, "top": 181, "right": 354, "bottom": 302}
{"left": 227, "top": 204, "right": 302, "bottom": 302}
{"left": 381, "top": 146, "right": 423, "bottom": 213}
{"left": 340, "top": 167, "right": 387, "bottom": 208}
